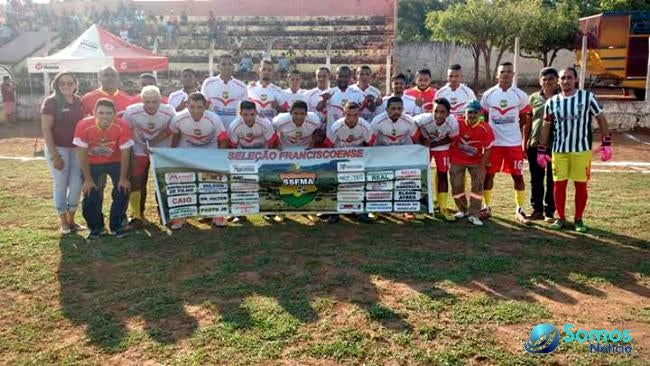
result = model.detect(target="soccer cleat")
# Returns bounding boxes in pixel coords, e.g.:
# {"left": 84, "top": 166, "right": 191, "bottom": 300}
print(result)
{"left": 529, "top": 211, "right": 545, "bottom": 220}
{"left": 479, "top": 206, "right": 492, "bottom": 220}
{"left": 327, "top": 214, "right": 340, "bottom": 224}
{"left": 454, "top": 211, "right": 467, "bottom": 219}
{"left": 124, "top": 218, "right": 143, "bottom": 231}
{"left": 112, "top": 230, "right": 127, "bottom": 239}
{"left": 403, "top": 213, "right": 416, "bottom": 220}
{"left": 226, "top": 216, "right": 241, "bottom": 223}
{"left": 170, "top": 219, "right": 184, "bottom": 230}
{"left": 467, "top": 215, "right": 484, "bottom": 226}
{"left": 86, "top": 232, "right": 102, "bottom": 241}
{"left": 544, "top": 216, "right": 555, "bottom": 224}
{"left": 515, "top": 208, "right": 532, "bottom": 225}
{"left": 212, "top": 217, "right": 227, "bottom": 227}
{"left": 550, "top": 218, "right": 567, "bottom": 230}
{"left": 357, "top": 213, "right": 373, "bottom": 224}
{"left": 440, "top": 210, "right": 456, "bottom": 222}
{"left": 368, "top": 212, "right": 379, "bottom": 220}
{"left": 305, "top": 214, "right": 320, "bottom": 223}
{"left": 273, "top": 215, "right": 285, "bottom": 223}
{"left": 574, "top": 219, "right": 588, "bottom": 233}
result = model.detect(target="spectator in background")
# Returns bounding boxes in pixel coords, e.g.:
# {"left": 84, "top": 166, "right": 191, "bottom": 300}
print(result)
{"left": 119, "top": 23, "right": 129, "bottom": 43}
{"left": 404, "top": 69, "right": 414, "bottom": 86}
{"left": 40, "top": 72, "right": 85, "bottom": 234}
{"left": 238, "top": 53, "right": 253, "bottom": 76}
{"left": 1, "top": 76, "right": 17, "bottom": 126}
{"left": 278, "top": 53, "right": 290, "bottom": 73}
{"left": 180, "top": 10, "right": 188, "bottom": 26}
{"left": 168, "top": 9, "right": 178, "bottom": 25}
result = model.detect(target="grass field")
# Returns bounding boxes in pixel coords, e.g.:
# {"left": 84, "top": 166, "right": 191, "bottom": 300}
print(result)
{"left": 0, "top": 156, "right": 648, "bottom": 365}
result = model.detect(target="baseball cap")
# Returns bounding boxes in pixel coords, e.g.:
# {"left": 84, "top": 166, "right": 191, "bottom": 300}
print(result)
{"left": 465, "top": 100, "right": 481, "bottom": 112}
{"left": 539, "top": 67, "right": 558, "bottom": 78}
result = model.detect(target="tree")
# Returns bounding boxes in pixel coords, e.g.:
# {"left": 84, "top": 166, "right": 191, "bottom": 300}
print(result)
{"left": 397, "top": 0, "right": 458, "bottom": 42}
{"left": 519, "top": 1, "right": 580, "bottom": 67}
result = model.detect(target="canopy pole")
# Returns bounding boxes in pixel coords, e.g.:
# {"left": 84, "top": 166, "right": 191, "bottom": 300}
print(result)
{"left": 645, "top": 37, "right": 650, "bottom": 103}
{"left": 209, "top": 39, "right": 215, "bottom": 77}
{"left": 513, "top": 37, "right": 520, "bottom": 88}
{"left": 43, "top": 71, "right": 49, "bottom": 97}
{"left": 152, "top": 38, "right": 159, "bottom": 81}
{"left": 579, "top": 35, "right": 587, "bottom": 90}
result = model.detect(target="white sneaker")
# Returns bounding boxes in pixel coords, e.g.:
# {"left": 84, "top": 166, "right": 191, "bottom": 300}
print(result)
{"left": 212, "top": 217, "right": 227, "bottom": 227}
{"left": 273, "top": 214, "right": 285, "bottom": 223}
{"left": 454, "top": 211, "right": 467, "bottom": 219}
{"left": 170, "top": 219, "right": 185, "bottom": 230}
{"left": 467, "top": 215, "right": 483, "bottom": 226}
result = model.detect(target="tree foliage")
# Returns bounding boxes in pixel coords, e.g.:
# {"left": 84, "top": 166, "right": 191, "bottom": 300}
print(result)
{"left": 397, "top": 0, "right": 457, "bottom": 42}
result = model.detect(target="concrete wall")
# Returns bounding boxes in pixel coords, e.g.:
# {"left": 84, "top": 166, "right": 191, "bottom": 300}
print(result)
{"left": 395, "top": 41, "right": 576, "bottom": 88}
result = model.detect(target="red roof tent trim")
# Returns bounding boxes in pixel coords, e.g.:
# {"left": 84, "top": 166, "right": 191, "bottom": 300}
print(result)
{"left": 97, "top": 25, "right": 168, "bottom": 72}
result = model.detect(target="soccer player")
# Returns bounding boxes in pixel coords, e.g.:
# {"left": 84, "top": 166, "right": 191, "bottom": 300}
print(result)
{"left": 414, "top": 98, "right": 459, "bottom": 221}
{"left": 377, "top": 74, "right": 421, "bottom": 116}
{"left": 449, "top": 100, "right": 494, "bottom": 226}
{"left": 325, "top": 102, "right": 374, "bottom": 224}
{"left": 305, "top": 67, "right": 331, "bottom": 123}
{"left": 316, "top": 65, "right": 365, "bottom": 128}
{"left": 350, "top": 65, "right": 381, "bottom": 122}
{"left": 480, "top": 62, "right": 532, "bottom": 224}
{"left": 282, "top": 69, "right": 307, "bottom": 110}
{"left": 169, "top": 92, "right": 229, "bottom": 229}
{"left": 128, "top": 73, "right": 168, "bottom": 105}
{"left": 201, "top": 53, "right": 248, "bottom": 129}
{"left": 405, "top": 69, "right": 436, "bottom": 113}
{"left": 538, "top": 67, "right": 611, "bottom": 232}
{"left": 248, "top": 59, "right": 286, "bottom": 120}
{"left": 122, "top": 86, "right": 175, "bottom": 228}
{"left": 370, "top": 96, "right": 421, "bottom": 220}
{"left": 168, "top": 68, "right": 199, "bottom": 111}
{"left": 1, "top": 76, "right": 16, "bottom": 126}
{"left": 435, "top": 64, "right": 477, "bottom": 119}
{"left": 527, "top": 67, "right": 559, "bottom": 222}
{"left": 81, "top": 66, "right": 132, "bottom": 116}
{"left": 272, "top": 101, "right": 324, "bottom": 223}
{"left": 73, "top": 98, "right": 134, "bottom": 240}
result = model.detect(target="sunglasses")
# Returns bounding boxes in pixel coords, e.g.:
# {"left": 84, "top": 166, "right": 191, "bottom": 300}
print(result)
{"left": 58, "top": 81, "right": 75, "bottom": 87}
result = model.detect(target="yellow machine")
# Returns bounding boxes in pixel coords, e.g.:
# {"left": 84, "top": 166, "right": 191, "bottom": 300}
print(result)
{"left": 578, "top": 11, "right": 649, "bottom": 99}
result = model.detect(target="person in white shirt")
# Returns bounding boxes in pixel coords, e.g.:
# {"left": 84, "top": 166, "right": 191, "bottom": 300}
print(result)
{"left": 435, "top": 64, "right": 477, "bottom": 119}
{"left": 377, "top": 73, "right": 421, "bottom": 116}
{"left": 168, "top": 68, "right": 199, "bottom": 112}
{"left": 200, "top": 54, "right": 248, "bottom": 129}
{"left": 350, "top": 65, "right": 382, "bottom": 122}
{"left": 282, "top": 69, "right": 307, "bottom": 110}
{"left": 248, "top": 59, "right": 286, "bottom": 120}
{"left": 305, "top": 66, "right": 331, "bottom": 123}
{"left": 316, "top": 65, "right": 365, "bottom": 128}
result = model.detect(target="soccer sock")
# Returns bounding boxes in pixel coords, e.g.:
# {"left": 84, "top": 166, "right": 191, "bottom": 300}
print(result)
{"left": 129, "top": 191, "right": 142, "bottom": 220}
{"left": 437, "top": 192, "right": 448, "bottom": 212}
{"left": 515, "top": 190, "right": 526, "bottom": 211}
{"left": 483, "top": 190, "right": 492, "bottom": 207}
{"left": 554, "top": 180, "right": 568, "bottom": 220}
{"left": 574, "top": 181, "right": 588, "bottom": 221}
{"left": 433, "top": 172, "right": 439, "bottom": 207}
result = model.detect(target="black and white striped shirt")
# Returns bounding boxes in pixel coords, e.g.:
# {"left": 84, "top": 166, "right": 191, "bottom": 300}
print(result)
{"left": 544, "top": 90, "right": 603, "bottom": 153}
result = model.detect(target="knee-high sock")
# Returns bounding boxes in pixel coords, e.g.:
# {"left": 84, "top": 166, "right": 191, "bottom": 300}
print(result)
{"left": 437, "top": 192, "right": 448, "bottom": 212}
{"left": 574, "top": 181, "right": 588, "bottom": 221}
{"left": 433, "top": 172, "right": 439, "bottom": 207}
{"left": 515, "top": 190, "right": 526, "bottom": 210}
{"left": 129, "top": 191, "right": 142, "bottom": 220}
{"left": 554, "top": 180, "right": 568, "bottom": 220}
{"left": 483, "top": 190, "right": 492, "bottom": 207}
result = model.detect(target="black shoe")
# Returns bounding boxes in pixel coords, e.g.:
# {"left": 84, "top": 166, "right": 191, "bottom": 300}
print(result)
{"left": 112, "top": 230, "right": 127, "bottom": 239}
{"left": 530, "top": 211, "right": 545, "bottom": 220}
{"left": 357, "top": 213, "right": 373, "bottom": 224}
{"left": 327, "top": 214, "right": 340, "bottom": 224}
{"left": 86, "top": 232, "right": 102, "bottom": 241}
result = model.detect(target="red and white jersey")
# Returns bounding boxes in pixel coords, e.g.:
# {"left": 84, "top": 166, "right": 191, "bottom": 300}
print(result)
{"left": 122, "top": 103, "right": 175, "bottom": 155}
{"left": 327, "top": 117, "right": 373, "bottom": 147}
{"left": 378, "top": 95, "right": 421, "bottom": 116}
{"left": 281, "top": 88, "right": 308, "bottom": 110}
{"left": 435, "top": 83, "right": 477, "bottom": 118}
{"left": 414, "top": 113, "right": 459, "bottom": 152}
{"left": 168, "top": 89, "right": 190, "bottom": 111}
{"left": 248, "top": 82, "right": 285, "bottom": 120}
{"left": 369, "top": 112, "right": 420, "bottom": 146}
{"left": 272, "top": 112, "right": 322, "bottom": 148}
{"left": 305, "top": 87, "right": 329, "bottom": 123}
{"left": 350, "top": 83, "right": 381, "bottom": 121}
{"left": 404, "top": 86, "right": 436, "bottom": 113}
{"left": 169, "top": 109, "right": 227, "bottom": 148}
{"left": 480, "top": 85, "right": 532, "bottom": 147}
{"left": 322, "top": 86, "right": 365, "bottom": 126}
{"left": 201, "top": 74, "right": 248, "bottom": 128}
{"left": 228, "top": 115, "right": 277, "bottom": 149}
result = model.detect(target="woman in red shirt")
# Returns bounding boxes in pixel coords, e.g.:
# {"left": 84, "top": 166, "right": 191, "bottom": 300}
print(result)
{"left": 41, "top": 72, "right": 85, "bottom": 234}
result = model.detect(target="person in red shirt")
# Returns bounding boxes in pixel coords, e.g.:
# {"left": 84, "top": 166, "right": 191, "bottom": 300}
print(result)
{"left": 73, "top": 98, "right": 134, "bottom": 240}
{"left": 81, "top": 66, "right": 132, "bottom": 117}
{"left": 449, "top": 100, "right": 494, "bottom": 226}
{"left": 405, "top": 69, "right": 436, "bottom": 113}
{"left": 1, "top": 76, "right": 16, "bottom": 125}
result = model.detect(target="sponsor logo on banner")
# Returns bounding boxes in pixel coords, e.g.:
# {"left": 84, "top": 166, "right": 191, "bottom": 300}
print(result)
{"left": 337, "top": 202, "right": 364, "bottom": 213}
{"left": 366, "top": 170, "right": 395, "bottom": 182}
{"left": 395, "top": 169, "right": 421, "bottom": 180}
{"left": 279, "top": 171, "right": 318, "bottom": 208}
{"left": 394, "top": 180, "right": 422, "bottom": 190}
{"left": 199, "top": 204, "right": 229, "bottom": 216}
{"left": 394, "top": 190, "right": 422, "bottom": 201}
{"left": 338, "top": 183, "right": 365, "bottom": 191}
{"left": 198, "top": 172, "right": 228, "bottom": 182}
{"left": 337, "top": 191, "right": 365, "bottom": 202}
{"left": 230, "top": 203, "right": 260, "bottom": 215}
{"left": 366, "top": 191, "right": 393, "bottom": 201}
{"left": 394, "top": 201, "right": 421, "bottom": 212}
{"left": 366, "top": 181, "right": 394, "bottom": 191}
{"left": 337, "top": 161, "right": 365, "bottom": 172}
{"left": 199, "top": 193, "right": 229, "bottom": 205}
{"left": 169, "top": 205, "right": 198, "bottom": 219}
{"left": 337, "top": 172, "right": 366, "bottom": 183}
{"left": 198, "top": 182, "right": 229, "bottom": 193}
{"left": 231, "top": 192, "right": 260, "bottom": 203}
{"left": 165, "top": 172, "right": 196, "bottom": 184}
{"left": 168, "top": 194, "right": 197, "bottom": 208}
{"left": 166, "top": 183, "right": 197, "bottom": 196}
{"left": 229, "top": 163, "right": 258, "bottom": 174}
{"left": 230, "top": 183, "right": 260, "bottom": 192}
{"left": 230, "top": 174, "right": 260, "bottom": 183}
{"left": 365, "top": 201, "right": 393, "bottom": 212}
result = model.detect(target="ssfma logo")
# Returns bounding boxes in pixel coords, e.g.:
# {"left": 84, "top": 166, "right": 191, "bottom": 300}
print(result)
{"left": 524, "top": 323, "right": 560, "bottom": 353}
{"left": 524, "top": 323, "right": 633, "bottom": 354}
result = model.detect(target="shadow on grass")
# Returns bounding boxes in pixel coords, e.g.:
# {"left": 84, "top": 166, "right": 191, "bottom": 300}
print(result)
{"left": 58, "top": 215, "right": 649, "bottom": 351}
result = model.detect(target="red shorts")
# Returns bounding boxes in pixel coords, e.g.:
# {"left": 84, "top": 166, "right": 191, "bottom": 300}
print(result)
{"left": 487, "top": 146, "right": 524, "bottom": 175}
{"left": 429, "top": 149, "right": 450, "bottom": 173}
{"left": 132, "top": 155, "right": 150, "bottom": 177}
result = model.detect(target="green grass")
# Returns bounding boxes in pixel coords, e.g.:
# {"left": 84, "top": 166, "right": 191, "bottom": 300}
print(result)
{"left": 0, "top": 159, "right": 649, "bottom": 364}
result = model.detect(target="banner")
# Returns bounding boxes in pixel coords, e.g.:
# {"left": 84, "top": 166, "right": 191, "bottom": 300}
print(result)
{"left": 151, "top": 145, "right": 432, "bottom": 224}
